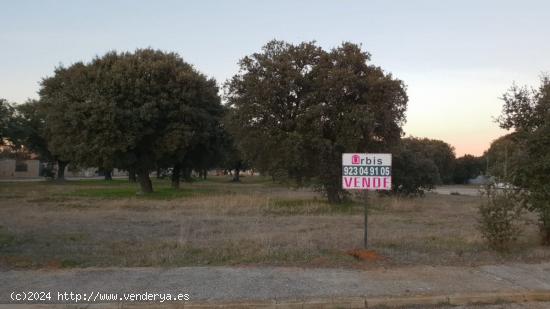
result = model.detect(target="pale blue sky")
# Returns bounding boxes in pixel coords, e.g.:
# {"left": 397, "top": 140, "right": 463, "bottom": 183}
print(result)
{"left": 1, "top": 0, "right": 549, "bottom": 155}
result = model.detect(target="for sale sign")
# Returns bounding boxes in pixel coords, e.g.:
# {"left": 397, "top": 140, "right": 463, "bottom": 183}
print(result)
{"left": 342, "top": 153, "right": 392, "bottom": 190}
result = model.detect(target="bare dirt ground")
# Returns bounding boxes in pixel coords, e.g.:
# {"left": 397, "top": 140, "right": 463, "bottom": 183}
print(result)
{"left": 0, "top": 176, "right": 549, "bottom": 270}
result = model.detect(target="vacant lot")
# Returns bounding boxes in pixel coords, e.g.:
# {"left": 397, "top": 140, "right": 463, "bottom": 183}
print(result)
{"left": 0, "top": 176, "right": 548, "bottom": 270}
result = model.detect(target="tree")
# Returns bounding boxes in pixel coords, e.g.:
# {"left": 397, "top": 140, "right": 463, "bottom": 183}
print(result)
{"left": 453, "top": 154, "right": 485, "bottom": 184}
{"left": 10, "top": 101, "right": 54, "bottom": 161}
{"left": 391, "top": 140, "right": 441, "bottom": 196}
{"left": 0, "top": 98, "right": 14, "bottom": 145}
{"left": 220, "top": 131, "right": 250, "bottom": 182}
{"left": 4, "top": 100, "right": 63, "bottom": 179}
{"left": 497, "top": 75, "right": 550, "bottom": 244}
{"left": 478, "top": 183, "right": 525, "bottom": 251}
{"left": 484, "top": 133, "right": 524, "bottom": 181}
{"left": 169, "top": 115, "right": 225, "bottom": 188}
{"left": 226, "top": 40, "right": 407, "bottom": 203}
{"left": 400, "top": 137, "right": 456, "bottom": 184}
{"left": 39, "top": 49, "right": 222, "bottom": 193}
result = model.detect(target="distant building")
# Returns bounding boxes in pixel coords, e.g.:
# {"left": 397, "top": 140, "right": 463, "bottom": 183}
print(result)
{"left": 0, "top": 158, "right": 127, "bottom": 179}
{"left": 468, "top": 175, "right": 491, "bottom": 185}
{"left": 0, "top": 159, "right": 40, "bottom": 178}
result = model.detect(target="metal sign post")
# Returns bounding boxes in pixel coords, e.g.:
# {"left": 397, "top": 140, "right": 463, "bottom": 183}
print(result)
{"left": 342, "top": 153, "right": 392, "bottom": 248}
{"left": 363, "top": 191, "right": 369, "bottom": 248}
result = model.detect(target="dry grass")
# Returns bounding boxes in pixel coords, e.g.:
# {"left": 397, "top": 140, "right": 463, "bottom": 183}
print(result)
{"left": 0, "top": 177, "right": 548, "bottom": 270}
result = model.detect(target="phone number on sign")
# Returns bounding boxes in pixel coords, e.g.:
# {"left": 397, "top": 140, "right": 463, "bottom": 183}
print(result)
{"left": 342, "top": 165, "right": 391, "bottom": 176}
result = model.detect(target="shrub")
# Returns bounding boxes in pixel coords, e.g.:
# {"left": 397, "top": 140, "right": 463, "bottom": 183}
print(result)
{"left": 477, "top": 183, "right": 525, "bottom": 251}
{"left": 391, "top": 146, "right": 440, "bottom": 197}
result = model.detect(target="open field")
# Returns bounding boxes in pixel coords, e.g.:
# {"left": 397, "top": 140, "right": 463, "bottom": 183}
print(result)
{"left": 0, "top": 176, "right": 549, "bottom": 270}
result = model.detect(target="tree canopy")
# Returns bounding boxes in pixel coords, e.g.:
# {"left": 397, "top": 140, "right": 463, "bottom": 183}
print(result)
{"left": 485, "top": 133, "right": 523, "bottom": 181}
{"left": 391, "top": 143, "right": 440, "bottom": 196}
{"left": 226, "top": 40, "right": 407, "bottom": 203}
{"left": 39, "top": 49, "right": 223, "bottom": 192}
{"left": 497, "top": 76, "right": 550, "bottom": 244}
{"left": 9, "top": 100, "right": 53, "bottom": 161}
{"left": 453, "top": 154, "right": 485, "bottom": 184}
{"left": 0, "top": 98, "right": 14, "bottom": 145}
{"left": 400, "top": 137, "right": 456, "bottom": 184}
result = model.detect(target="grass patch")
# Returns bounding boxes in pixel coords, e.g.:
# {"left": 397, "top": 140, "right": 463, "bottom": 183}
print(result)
{"left": 66, "top": 186, "right": 216, "bottom": 199}
{"left": 69, "top": 179, "right": 131, "bottom": 186}
{"left": 202, "top": 175, "right": 274, "bottom": 185}
{"left": 60, "top": 259, "right": 83, "bottom": 268}
{"left": 87, "top": 240, "right": 353, "bottom": 267}
{"left": 27, "top": 196, "right": 72, "bottom": 204}
{"left": 59, "top": 232, "right": 88, "bottom": 242}
{"left": 264, "top": 198, "right": 359, "bottom": 215}
{"left": 0, "top": 226, "right": 17, "bottom": 250}
{"left": 2, "top": 178, "right": 550, "bottom": 269}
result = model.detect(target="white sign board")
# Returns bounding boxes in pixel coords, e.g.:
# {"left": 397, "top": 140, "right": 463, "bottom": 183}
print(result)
{"left": 342, "top": 153, "right": 392, "bottom": 190}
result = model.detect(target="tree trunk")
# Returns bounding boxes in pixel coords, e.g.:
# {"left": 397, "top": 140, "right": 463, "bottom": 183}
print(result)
{"left": 128, "top": 168, "right": 137, "bottom": 183}
{"left": 544, "top": 230, "right": 550, "bottom": 246}
{"left": 183, "top": 167, "right": 192, "bottom": 182}
{"left": 171, "top": 164, "right": 181, "bottom": 189}
{"left": 56, "top": 160, "right": 67, "bottom": 181}
{"left": 232, "top": 168, "right": 240, "bottom": 182}
{"left": 202, "top": 169, "right": 207, "bottom": 180}
{"left": 326, "top": 187, "right": 342, "bottom": 204}
{"left": 156, "top": 167, "right": 162, "bottom": 179}
{"left": 104, "top": 169, "right": 113, "bottom": 181}
{"left": 137, "top": 169, "right": 153, "bottom": 194}
{"left": 542, "top": 210, "right": 550, "bottom": 246}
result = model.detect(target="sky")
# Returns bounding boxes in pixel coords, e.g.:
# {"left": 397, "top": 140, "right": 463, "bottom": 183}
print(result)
{"left": 1, "top": 0, "right": 549, "bottom": 156}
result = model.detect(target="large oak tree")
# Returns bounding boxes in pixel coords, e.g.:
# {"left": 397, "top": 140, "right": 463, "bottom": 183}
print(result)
{"left": 39, "top": 49, "right": 222, "bottom": 192}
{"left": 226, "top": 41, "right": 407, "bottom": 203}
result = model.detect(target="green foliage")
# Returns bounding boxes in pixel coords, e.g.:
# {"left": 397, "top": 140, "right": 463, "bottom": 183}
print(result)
{"left": 8, "top": 100, "right": 54, "bottom": 162}
{"left": 264, "top": 198, "right": 358, "bottom": 215}
{"left": 485, "top": 133, "right": 524, "bottom": 181}
{"left": 391, "top": 141, "right": 441, "bottom": 196}
{"left": 390, "top": 136, "right": 454, "bottom": 196}
{"left": 68, "top": 186, "right": 213, "bottom": 199}
{"left": 477, "top": 184, "right": 525, "bottom": 251}
{"left": 0, "top": 226, "right": 17, "bottom": 250}
{"left": 400, "top": 137, "right": 456, "bottom": 184}
{"left": 39, "top": 49, "right": 223, "bottom": 193}
{"left": 497, "top": 76, "right": 550, "bottom": 244}
{"left": 219, "top": 130, "right": 250, "bottom": 182}
{"left": 226, "top": 40, "right": 407, "bottom": 203}
{"left": 453, "top": 154, "right": 485, "bottom": 184}
{"left": 0, "top": 98, "right": 14, "bottom": 144}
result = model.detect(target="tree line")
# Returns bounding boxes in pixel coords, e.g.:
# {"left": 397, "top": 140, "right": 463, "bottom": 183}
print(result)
{"left": 0, "top": 41, "right": 546, "bottom": 217}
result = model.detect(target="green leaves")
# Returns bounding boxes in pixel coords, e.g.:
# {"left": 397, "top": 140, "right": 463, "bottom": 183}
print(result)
{"left": 226, "top": 40, "right": 408, "bottom": 203}
{"left": 0, "top": 98, "right": 14, "bottom": 145}
{"left": 497, "top": 76, "right": 550, "bottom": 244}
{"left": 39, "top": 49, "right": 223, "bottom": 192}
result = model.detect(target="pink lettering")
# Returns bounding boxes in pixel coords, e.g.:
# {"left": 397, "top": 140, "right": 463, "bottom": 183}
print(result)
{"left": 344, "top": 177, "right": 353, "bottom": 187}
{"left": 362, "top": 177, "right": 370, "bottom": 188}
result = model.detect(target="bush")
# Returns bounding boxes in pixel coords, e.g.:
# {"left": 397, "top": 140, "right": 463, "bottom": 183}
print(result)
{"left": 391, "top": 146, "right": 440, "bottom": 196}
{"left": 477, "top": 184, "right": 525, "bottom": 251}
